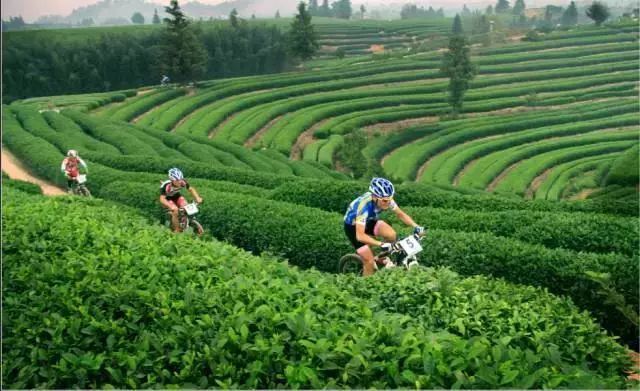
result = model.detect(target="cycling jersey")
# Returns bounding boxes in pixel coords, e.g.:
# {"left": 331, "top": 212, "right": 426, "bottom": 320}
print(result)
{"left": 61, "top": 157, "right": 87, "bottom": 177}
{"left": 343, "top": 191, "right": 397, "bottom": 225}
{"left": 160, "top": 179, "right": 190, "bottom": 200}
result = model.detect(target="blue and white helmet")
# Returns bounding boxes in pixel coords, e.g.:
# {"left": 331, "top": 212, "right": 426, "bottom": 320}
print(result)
{"left": 369, "top": 177, "right": 395, "bottom": 198}
{"left": 168, "top": 167, "right": 184, "bottom": 181}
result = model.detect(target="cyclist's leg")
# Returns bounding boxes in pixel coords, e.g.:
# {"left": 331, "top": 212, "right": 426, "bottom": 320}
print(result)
{"left": 373, "top": 220, "right": 396, "bottom": 242}
{"left": 176, "top": 196, "right": 187, "bottom": 208}
{"left": 164, "top": 199, "right": 180, "bottom": 232}
{"left": 345, "top": 223, "right": 376, "bottom": 276}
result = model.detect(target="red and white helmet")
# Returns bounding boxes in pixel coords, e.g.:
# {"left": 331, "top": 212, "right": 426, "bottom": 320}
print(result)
{"left": 67, "top": 149, "right": 78, "bottom": 158}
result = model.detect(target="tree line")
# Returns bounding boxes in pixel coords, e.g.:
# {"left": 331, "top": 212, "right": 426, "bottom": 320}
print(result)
{"left": 3, "top": 14, "right": 291, "bottom": 100}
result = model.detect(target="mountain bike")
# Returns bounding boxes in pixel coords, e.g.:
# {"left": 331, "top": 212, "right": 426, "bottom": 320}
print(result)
{"left": 338, "top": 232, "right": 425, "bottom": 275}
{"left": 69, "top": 174, "right": 91, "bottom": 197}
{"left": 165, "top": 202, "right": 204, "bottom": 236}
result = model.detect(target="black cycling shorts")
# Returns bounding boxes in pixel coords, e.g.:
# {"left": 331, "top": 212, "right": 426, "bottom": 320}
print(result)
{"left": 344, "top": 219, "right": 377, "bottom": 249}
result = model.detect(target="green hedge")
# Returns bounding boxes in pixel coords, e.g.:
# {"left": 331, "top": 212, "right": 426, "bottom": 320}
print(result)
{"left": 62, "top": 110, "right": 159, "bottom": 156}
{"left": 3, "top": 190, "right": 630, "bottom": 388}
{"left": 269, "top": 179, "right": 639, "bottom": 217}
{"left": 2, "top": 177, "right": 42, "bottom": 195}
{"left": 97, "top": 181, "right": 638, "bottom": 343}
{"left": 606, "top": 145, "right": 640, "bottom": 187}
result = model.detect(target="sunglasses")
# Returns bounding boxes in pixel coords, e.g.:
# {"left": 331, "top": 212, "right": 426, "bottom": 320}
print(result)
{"left": 377, "top": 197, "right": 393, "bottom": 202}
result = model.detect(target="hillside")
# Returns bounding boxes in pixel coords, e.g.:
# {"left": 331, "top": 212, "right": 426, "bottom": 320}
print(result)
{"left": 2, "top": 186, "right": 636, "bottom": 388}
{"left": 2, "top": 16, "right": 639, "bottom": 389}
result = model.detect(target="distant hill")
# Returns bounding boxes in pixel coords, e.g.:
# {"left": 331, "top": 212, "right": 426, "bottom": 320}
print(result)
{"left": 34, "top": 0, "right": 297, "bottom": 26}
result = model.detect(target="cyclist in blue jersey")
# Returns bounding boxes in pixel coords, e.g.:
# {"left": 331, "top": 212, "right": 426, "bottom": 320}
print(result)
{"left": 344, "top": 177, "right": 425, "bottom": 276}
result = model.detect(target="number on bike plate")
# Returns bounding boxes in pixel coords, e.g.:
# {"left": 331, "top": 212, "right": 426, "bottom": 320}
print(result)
{"left": 398, "top": 236, "right": 422, "bottom": 256}
{"left": 184, "top": 203, "right": 199, "bottom": 216}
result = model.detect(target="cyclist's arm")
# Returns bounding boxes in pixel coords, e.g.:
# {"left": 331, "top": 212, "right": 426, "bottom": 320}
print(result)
{"left": 78, "top": 158, "right": 88, "bottom": 173}
{"left": 60, "top": 158, "right": 68, "bottom": 172}
{"left": 355, "top": 222, "right": 383, "bottom": 247}
{"left": 394, "top": 207, "right": 418, "bottom": 229}
{"left": 187, "top": 185, "right": 202, "bottom": 203}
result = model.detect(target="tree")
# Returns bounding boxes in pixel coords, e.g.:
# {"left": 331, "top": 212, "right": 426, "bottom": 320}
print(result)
{"left": 158, "top": 0, "right": 208, "bottom": 83}
{"left": 441, "top": 15, "right": 476, "bottom": 114}
{"left": 251, "top": 13, "right": 256, "bottom": 19}
{"left": 152, "top": 9, "right": 161, "bottom": 24}
{"left": 561, "top": 1, "right": 578, "bottom": 25}
{"left": 462, "top": 4, "right": 471, "bottom": 16}
{"left": 495, "top": 0, "right": 510, "bottom": 13}
{"left": 288, "top": 2, "right": 319, "bottom": 60}
{"left": 332, "top": 0, "right": 352, "bottom": 19}
{"left": 229, "top": 8, "right": 239, "bottom": 28}
{"left": 452, "top": 13, "right": 464, "bottom": 34}
{"left": 486, "top": 5, "right": 494, "bottom": 15}
{"left": 131, "top": 12, "right": 145, "bottom": 24}
{"left": 275, "top": 10, "right": 281, "bottom": 18}
{"left": 586, "top": 1, "right": 609, "bottom": 25}
{"left": 320, "top": 0, "right": 331, "bottom": 16}
{"left": 309, "top": 0, "right": 319, "bottom": 15}
{"left": 79, "top": 18, "right": 94, "bottom": 26}
{"left": 336, "top": 130, "right": 381, "bottom": 178}
{"left": 360, "top": 4, "right": 366, "bottom": 19}
{"left": 512, "top": 0, "right": 525, "bottom": 15}
{"left": 2, "top": 16, "right": 27, "bottom": 31}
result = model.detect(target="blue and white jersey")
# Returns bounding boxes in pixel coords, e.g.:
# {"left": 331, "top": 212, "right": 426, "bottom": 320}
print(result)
{"left": 343, "top": 192, "right": 397, "bottom": 225}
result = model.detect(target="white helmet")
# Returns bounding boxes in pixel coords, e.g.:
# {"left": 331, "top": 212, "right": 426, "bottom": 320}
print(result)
{"left": 67, "top": 149, "right": 78, "bottom": 158}
{"left": 168, "top": 167, "right": 184, "bottom": 181}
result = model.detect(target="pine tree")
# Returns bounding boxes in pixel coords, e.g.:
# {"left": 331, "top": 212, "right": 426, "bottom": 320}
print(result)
{"left": 561, "top": 1, "right": 578, "bottom": 25}
{"left": 288, "top": 2, "right": 319, "bottom": 60}
{"left": 586, "top": 1, "right": 609, "bottom": 25}
{"left": 332, "top": 0, "right": 352, "bottom": 19}
{"left": 495, "top": 0, "right": 510, "bottom": 13}
{"left": 452, "top": 13, "right": 464, "bottom": 35}
{"left": 360, "top": 4, "right": 366, "bottom": 19}
{"left": 131, "top": 12, "right": 145, "bottom": 24}
{"left": 442, "top": 15, "right": 476, "bottom": 114}
{"left": 320, "top": 0, "right": 331, "bottom": 16}
{"left": 486, "top": 5, "right": 494, "bottom": 15}
{"left": 275, "top": 10, "right": 281, "bottom": 18}
{"left": 152, "top": 9, "right": 161, "bottom": 24}
{"left": 512, "top": 0, "right": 525, "bottom": 15}
{"left": 158, "top": 0, "right": 207, "bottom": 83}
{"left": 229, "top": 8, "right": 239, "bottom": 28}
{"left": 309, "top": 0, "right": 319, "bottom": 15}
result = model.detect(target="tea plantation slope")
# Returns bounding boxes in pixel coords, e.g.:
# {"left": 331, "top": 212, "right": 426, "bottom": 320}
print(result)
{"left": 3, "top": 95, "right": 639, "bottom": 341}
{"left": 2, "top": 188, "right": 633, "bottom": 389}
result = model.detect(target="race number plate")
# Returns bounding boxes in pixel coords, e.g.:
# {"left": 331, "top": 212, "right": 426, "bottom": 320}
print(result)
{"left": 184, "top": 203, "right": 199, "bottom": 216}
{"left": 77, "top": 174, "right": 87, "bottom": 184}
{"left": 398, "top": 236, "right": 422, "bottom": 257}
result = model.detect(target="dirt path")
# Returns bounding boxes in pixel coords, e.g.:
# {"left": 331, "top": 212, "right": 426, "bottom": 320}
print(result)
{"left": 525, "top": 168, "right": 553, "bottom": 199}
{"left": 209, "top": 111, "right": 241, "bottom": 139}
{"left": 2, "top": 148, "right": 65, "bottom": 196}
{"left": 569, "top": 188, "right": 598, "bottom": 200}
{"left": 453, "top": 158, "right": 480, "bottom": 186}
{"left": 487, "top": 161, "right": 522, "bottom": 192}
{"left": 244, "top": 115, "right": 284, "bottom": 148}
{"left": 290, "top": 118, "right": 332, "bottom": 160}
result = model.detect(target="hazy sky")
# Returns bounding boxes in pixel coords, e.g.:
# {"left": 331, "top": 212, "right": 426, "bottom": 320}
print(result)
{"left": 2, "top": 0, "right": 226, "bottom": 22}
{"left": 2, "top": 0, "right": 627, "bottom": 22}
